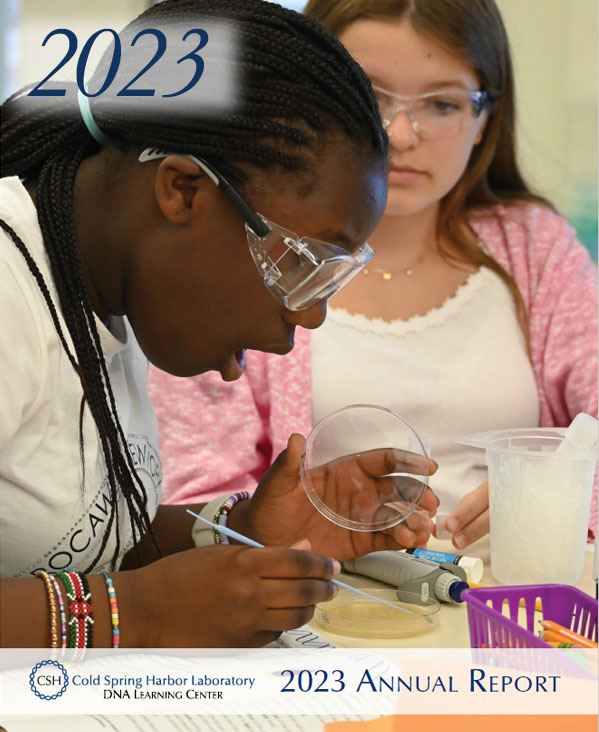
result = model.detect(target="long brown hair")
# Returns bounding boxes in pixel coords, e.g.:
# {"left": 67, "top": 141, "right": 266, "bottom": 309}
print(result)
{"left": 305, "top": 0, "right": 553, "bottom": 336}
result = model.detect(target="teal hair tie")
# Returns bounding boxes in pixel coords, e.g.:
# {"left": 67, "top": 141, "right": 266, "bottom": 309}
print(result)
{"left": 77, "top": 81, "right": 106, "bottom": 145}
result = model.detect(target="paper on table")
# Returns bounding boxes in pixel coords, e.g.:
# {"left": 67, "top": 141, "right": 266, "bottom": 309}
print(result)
{"left": 267, "top": 625, "right": 337, "bottom": 649}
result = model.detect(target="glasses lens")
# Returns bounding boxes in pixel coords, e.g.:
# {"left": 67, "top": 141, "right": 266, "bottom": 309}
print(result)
{"left": 373, "top": 87, "right": 395, "bottom": 128}
{"left": 283, "top": 239, "right": 374, "bottom": 310}
{"left": 246, "top": 220, "right": 373, "bottom": 310}
{"left": 284, "top": 260, "right": 354, "bottom": 310}
{"left": 414, "top": 91, "right": 482, "bottom": 139}
{"left": 247, "top": 226, "right": 318, "bottom": 288}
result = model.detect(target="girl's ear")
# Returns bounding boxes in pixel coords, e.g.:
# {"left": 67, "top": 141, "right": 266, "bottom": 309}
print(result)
{"left": 153, "top": 155, "right": 208, "bottom": 223}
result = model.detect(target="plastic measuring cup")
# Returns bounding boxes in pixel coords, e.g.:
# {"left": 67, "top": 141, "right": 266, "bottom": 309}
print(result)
{"left": 457, "top": 425, "right": 597, "bottom": 585}
{"left": 300, "top": 404, "right": 430, "bottom": 531}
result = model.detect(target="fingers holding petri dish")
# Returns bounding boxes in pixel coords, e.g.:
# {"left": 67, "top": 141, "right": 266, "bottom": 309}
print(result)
{"left": 300, "top": 405, "right": 435, "bottom": 532}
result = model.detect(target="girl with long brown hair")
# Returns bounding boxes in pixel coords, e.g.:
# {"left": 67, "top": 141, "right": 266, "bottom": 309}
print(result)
{"left": 149, "top": 0, "right": 597, "bottom": 547}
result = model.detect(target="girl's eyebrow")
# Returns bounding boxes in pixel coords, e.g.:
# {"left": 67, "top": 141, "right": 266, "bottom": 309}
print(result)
{"left": 419, "top": 80, "right": 475, "bottom": 92}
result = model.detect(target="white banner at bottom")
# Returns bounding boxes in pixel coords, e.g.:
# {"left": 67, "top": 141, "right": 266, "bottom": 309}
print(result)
{"left": 0, "top": 647, "right": 596, "bottom": 716}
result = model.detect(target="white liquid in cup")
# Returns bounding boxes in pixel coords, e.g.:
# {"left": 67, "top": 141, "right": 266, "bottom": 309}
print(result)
{"left": 487, "top": 432, "right": 596, "bottom": 585}
{"left": 458, "top": 418, "right": 597, "bottom": 586}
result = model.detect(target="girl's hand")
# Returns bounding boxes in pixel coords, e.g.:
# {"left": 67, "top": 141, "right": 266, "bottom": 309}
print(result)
{"left": 445, "top": 480, "right": 489, "bottom": 549}
{"left": 235, "top": 434, "right": 439, "bottom": 561}
{"left": 137, "top": 540, "right": 340, "bottom": 647}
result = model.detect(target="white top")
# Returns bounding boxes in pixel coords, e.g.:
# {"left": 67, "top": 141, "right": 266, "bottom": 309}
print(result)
{"left": 310, "top": 267, "right": 540, "bottom": 511}
{"left": 0, "top": 177, "right": 161, "bottom": 577}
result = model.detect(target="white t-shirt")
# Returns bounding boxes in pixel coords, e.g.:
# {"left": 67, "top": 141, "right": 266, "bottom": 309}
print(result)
{"left": 0, "top": 177, "right": 161, "bottom": 578}
{"left": 311, "top": 267, "right": 540, "bottom": 512}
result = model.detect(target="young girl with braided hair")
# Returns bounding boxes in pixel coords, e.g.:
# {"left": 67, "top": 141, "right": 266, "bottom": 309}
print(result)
{"left": 0, "top": 0, "right": 438, "bottom": 648}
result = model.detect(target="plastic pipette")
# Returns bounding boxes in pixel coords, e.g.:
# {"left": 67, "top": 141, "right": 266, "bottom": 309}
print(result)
{"left": 186, "top": 509, "right": 413, "bottom": 614}
{"left": 555, "top": 413, "right": 598, "bottom": 455}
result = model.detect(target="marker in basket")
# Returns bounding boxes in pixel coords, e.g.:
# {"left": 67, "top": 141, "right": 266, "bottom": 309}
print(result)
{"left": 186, "top": 509, "right": 413, "bottom": 614}
{"left": 542, "top": 630, "right": 582, "bottom": 648}
{"left": 541, "top": 620, "right": 598, "bottom": 649}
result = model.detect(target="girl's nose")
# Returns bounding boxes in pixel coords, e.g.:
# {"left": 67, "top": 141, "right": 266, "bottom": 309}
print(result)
{"left": 284, "top": 299, "right": 327, "bottom": 329}
{"left": 387, "top": 109, "right": 419, "bottom": 150}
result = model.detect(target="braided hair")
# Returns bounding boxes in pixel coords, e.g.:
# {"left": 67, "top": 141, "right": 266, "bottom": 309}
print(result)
{"left": 0, "top": 0, "right": 386, "bottom": 572}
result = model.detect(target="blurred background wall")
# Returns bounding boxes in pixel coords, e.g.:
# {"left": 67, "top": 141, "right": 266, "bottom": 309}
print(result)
{"left": 496, "top": 0, "right": 597, "bottom": 258}
{"left": 1, "top": 0, "right": 596, "bottom": 257}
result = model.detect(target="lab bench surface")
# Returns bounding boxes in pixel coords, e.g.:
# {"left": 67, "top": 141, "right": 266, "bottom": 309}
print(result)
{"left": 310, "top": 536, "right": 596, "bottom": 648}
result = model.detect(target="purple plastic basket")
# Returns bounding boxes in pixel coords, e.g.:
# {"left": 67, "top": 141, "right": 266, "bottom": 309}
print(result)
{"left": 462, "top": 584, "right": 598, "bottom": 649}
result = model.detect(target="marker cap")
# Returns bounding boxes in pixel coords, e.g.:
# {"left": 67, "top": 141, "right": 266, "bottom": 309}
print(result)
{"left": 456, "top": 555, "right": 484, "bottom": 583}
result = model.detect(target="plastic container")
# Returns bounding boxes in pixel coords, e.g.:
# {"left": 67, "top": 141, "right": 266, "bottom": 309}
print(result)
{"left": 462, "top": 584, "right": 598, "bottom": 649}
{"left": 457, "top": 426, "right": 597, "bottom": 585}
{"left": 314, "top": 589, "right": 440, "bottom": 639}
{"left": 300, "top": 404, "right": 430, "bottom": 531}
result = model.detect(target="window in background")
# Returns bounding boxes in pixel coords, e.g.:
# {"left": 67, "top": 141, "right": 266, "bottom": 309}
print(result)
{"left": 497, "top": 0, "right": 597, "bottom": 260}
{"left": 0, "top": 0, "right": 20, "bottom": 102}
{"left": 278, "top": 1, "right": 307, "bottom": 10}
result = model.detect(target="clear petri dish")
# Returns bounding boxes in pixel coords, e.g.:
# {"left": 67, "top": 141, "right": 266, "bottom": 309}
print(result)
{"left": 314, "top": 589, "right": 440, "bottom": 639}
{"left": 300, "top": 404, "right": 430, "bottom": 531}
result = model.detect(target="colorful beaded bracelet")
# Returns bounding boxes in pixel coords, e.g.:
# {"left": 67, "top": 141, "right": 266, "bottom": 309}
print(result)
{"left": 100, "top": 571, "right": 120, "bottom": 649}
{"left": 35, "top": 570, "right": 60, "bottom": 649}
{"left": 213, "top": 491, "right": 251, "bottom": 544}
{"left": 56, "top": 571, "right": 94, "bottom": 649}
{"left": 48, "top": 574, "right": 67, "bottom": 649}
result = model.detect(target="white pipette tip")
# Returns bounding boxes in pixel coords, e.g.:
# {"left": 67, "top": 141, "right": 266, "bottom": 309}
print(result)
{"left": 556, "top": 413, "right": 598, "bottom": 455}
{"left": 186, "top": 509, "right": 413, "bottom": 614}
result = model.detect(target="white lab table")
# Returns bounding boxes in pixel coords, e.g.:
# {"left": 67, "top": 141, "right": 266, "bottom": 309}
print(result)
{"left": 310, "top": 536, "right": 596, "bottom": 648}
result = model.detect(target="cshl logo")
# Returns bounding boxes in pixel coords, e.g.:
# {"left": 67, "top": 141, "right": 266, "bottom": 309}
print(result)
{"left": 29, "top": 660, "right": 69, "bottom": 700}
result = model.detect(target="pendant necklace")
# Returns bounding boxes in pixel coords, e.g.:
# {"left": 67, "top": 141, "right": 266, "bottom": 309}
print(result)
{"left": 361, "top": 251, "right": 427, "bottom": 280}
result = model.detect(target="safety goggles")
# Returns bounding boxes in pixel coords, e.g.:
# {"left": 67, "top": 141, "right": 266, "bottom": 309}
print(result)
{"left": 139, "top": 148, "right": 374, "bottom": 310}
{"left": 372, "top": 85, "right": 488, "bottom": 139}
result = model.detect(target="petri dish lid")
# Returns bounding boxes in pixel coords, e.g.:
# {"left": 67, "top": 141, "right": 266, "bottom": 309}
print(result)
{"left": 300, "top": 404, "right": 430, "bottom": 532}
{"left": 314, "top": 589, "right": 440, "bottom": 639}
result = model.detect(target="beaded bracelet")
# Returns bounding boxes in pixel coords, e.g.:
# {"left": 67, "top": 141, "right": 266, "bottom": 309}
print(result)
{"left": 35, "top": 570, "right": 59, "bottom": 649}
{"left": 213, "top": 491, "right": 251, "bottom": 544}
{"left": 48, "top": 574, "right": 67, "bottom": 649}
{"left": 100, "top": 571, "right": 120, "bottom": 649}
{"left": 57, "top": 571, "right": 94, "bottom": 649}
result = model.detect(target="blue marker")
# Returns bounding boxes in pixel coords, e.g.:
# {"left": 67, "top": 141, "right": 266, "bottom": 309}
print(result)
{"left": 186, "top": 509, "right": 412, "bottom": 614}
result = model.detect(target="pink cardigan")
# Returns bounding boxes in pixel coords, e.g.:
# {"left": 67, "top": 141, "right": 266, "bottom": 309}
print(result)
{"left": 147, "top": 204, "right": 598, "bottom": 536}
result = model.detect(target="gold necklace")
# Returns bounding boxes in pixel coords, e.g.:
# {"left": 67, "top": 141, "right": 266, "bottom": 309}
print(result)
{"left": 361, "top": 252, "right": 427, "bottom": 279}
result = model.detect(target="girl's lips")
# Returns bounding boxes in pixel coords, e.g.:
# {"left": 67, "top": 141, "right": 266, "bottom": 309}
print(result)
{"left": 388, "top": 166, "right": 426, "bottom": 184}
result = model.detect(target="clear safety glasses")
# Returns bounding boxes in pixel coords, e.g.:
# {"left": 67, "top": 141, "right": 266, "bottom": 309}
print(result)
{"left": 372, "top": 85, "right": 489, "bottom": 139}
{"left": 245, "top": 215, "right": 373, "bottom": 310}
{"left": 139, "top": 148, "right": 374, "bottom": 311}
